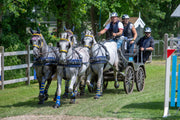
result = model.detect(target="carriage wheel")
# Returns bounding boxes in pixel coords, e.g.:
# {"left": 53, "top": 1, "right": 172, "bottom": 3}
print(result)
{"left": 135, "top": 67, "right": 145, "bottom": 92}
{"left": 124, "top": 66, "right": 135, "bottom": 94}
{"left": 103, "top": 80, "right": 108, "bottom": 90}
{"left": 88, "top": 75, "right": 97, "bottom": 93}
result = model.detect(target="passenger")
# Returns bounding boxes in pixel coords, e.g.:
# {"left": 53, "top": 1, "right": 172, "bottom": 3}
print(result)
{"left": 136, "top": 27, "right": 154, "bottom": 63}
{"left": 122, "top": 14, "right": 137, "bottom": 53}
{"left": 98, "top": 12, "right": 124, "bottom": 49}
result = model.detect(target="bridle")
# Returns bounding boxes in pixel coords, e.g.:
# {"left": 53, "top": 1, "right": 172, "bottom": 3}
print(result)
{"left": 31, "top": 33, "right": 44, "bottom": 49}
{"left": 59, "top": 31, "right": 74, "bottom": 54}
{"left": 83, "top": 35, "right": 94, "bottom": 49}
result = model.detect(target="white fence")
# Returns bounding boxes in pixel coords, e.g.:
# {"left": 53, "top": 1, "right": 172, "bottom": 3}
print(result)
{"left": 152, "top": 40, "right": 164, "bottom": 57}
{"left": 0, "top": 46, "right": 35, "bottom": 90}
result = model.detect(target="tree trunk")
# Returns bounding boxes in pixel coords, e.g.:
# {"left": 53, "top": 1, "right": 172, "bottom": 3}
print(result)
{"left": 90, "top": 5, "right": 96, "bottom": 35}
{"left": 57, "top": 18, "right": 62, "bottom": 37}
{"left": 0, "top": 3, "right": 3, "bottom": 35}
{"left": 66, "top": 0, "right": 71, "bottom": 28}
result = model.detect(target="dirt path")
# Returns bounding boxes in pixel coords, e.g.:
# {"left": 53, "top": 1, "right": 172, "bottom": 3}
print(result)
{"left": 1, "top": 115, "right": 150, "bottom": 120}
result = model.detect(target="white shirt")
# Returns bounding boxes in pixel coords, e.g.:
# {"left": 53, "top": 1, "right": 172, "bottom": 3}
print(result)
{"left": 104, "top": 22, "right": 124, "bottom": 30}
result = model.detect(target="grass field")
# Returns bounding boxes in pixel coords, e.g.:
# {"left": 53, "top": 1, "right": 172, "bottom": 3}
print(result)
{"left": 0, "top": 60, "right": 180, "bottom": 119}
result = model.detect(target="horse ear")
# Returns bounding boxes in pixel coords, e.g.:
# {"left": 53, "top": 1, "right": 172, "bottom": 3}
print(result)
{"left": 37, "top": 27, "right": 40, "bottom": 34}
{"left": 71, "top": 26, "right": 75, "bottom": 32}
{"left": 64, "top": 26, "right": 67, "bottom": 31}
{"left": 30, "top": 28, "right": 34, "bottom": 34}
{"left": 91, "top": 30, "right": 94, "bottom": 35}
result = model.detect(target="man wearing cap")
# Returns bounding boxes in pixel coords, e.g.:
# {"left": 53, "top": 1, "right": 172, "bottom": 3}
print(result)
{"left": 137, "top": 27, "right": 154, "bottom": 63}
{"left": 122, "top": 14, "right": 137, "bottom": 53}
{"left": 98, "top": 12, "right": 124, "bottom": 49}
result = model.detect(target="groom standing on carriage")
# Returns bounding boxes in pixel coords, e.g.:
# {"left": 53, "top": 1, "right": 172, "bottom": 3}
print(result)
{"left": 98, "top": 12, "right": 124, "bottom": 49}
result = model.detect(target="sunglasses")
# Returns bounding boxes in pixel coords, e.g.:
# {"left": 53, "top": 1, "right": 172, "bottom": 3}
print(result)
{"left": 145, "top": 32, "right": 151, "bottom": 34}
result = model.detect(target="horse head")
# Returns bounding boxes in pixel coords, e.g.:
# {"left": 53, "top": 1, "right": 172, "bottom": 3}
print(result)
{"left": 63, "top": 26, "right": 77, "bottom": 47}
{"left": 57, "top": 31, "right": 74, "bottom": 63}
{"left": 30, "top": 28, "right": 46, "bottom": 58}
{"left": 82, "top": 29, "right": 97, "bottom": 49}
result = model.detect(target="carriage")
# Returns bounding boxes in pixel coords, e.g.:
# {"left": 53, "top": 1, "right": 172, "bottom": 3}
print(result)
{"left": 87, "top": 38, "right": 146, "bottom": 94}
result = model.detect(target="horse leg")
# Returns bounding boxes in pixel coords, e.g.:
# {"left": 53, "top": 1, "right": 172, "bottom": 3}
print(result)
{"left": 69, "top": 75, "right": 77, "bottom": 104}
{"left": 94, "top": 67, "right": 103, "bottom": 99}
{"left": 53, "top": 74, "right": 62, "bottom": 108}
{"left": 44, "top": 78, "right": 52, "bottom": 101}
{"left": 62, "top": 80, "right": 70, "bottom": 98}
{"left": 79, "top": 75, "right": 86, "bottom": 96}
{"left": 86, "top": 68, "right": 94, "bottom": 91}
{"left": 38, "top": 68, "right": 52, "bottom": 104}
{"left": 38, "top": 76, "right": 46, "bottom": 104}
{"left": 74, "top": 78, "right": 79, "bottom": 97}
{"left": 114, "top": 57, "right": 119, "bottom": 89}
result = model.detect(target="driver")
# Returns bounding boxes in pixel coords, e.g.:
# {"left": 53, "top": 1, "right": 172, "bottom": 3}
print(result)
{"left": 98, "top": 12, "right": 124, "bottom": 49}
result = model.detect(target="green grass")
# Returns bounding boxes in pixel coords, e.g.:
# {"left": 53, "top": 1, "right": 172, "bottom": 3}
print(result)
{"left": 0, "top": 59, "right": 180, "bottom": 119}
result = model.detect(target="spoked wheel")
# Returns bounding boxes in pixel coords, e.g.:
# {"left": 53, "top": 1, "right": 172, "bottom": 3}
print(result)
{"left": 135, "top": 67, "right": 145, "bottom": 92}
{"left": 124, "top": 66, "right": 135, "bottom": 94}
{"left": 103, "top": 80, "right": 108, "bottom": 90}
{"left": 88, "top": 75, "right": 97, "bottom": 93}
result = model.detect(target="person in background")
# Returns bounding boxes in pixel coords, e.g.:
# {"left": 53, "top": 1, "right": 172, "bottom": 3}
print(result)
{"left": 137, "top": 27, "right": 154, "bottom": 63}
{"left": 122, "top": 14, "right": 137, "bottom": 53}
{"left": 98, "top": 12, "right": 124, "bottom": 49}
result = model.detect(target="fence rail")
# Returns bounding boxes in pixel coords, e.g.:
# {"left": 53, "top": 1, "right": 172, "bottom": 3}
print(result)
{"left": 0, "top": 46, "right": 35, "bottom": 90}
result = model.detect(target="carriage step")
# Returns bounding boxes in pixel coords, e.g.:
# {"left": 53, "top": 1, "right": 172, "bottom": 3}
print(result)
{"left": 104, "top": 72, "right": 125, "bottom": 76}
{"left": 104, "top": 76, "right": 124, "bottom": 81}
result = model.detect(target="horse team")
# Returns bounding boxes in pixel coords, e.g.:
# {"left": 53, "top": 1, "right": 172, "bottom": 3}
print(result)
{"left": 30, "top": 27, "right": 120, "bottom": 108}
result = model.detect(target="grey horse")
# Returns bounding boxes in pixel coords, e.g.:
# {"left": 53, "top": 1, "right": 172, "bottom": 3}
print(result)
{"left": 82, "top": 30, "right": 119, "bottom": 99}
{"left": 54, "top": 31, "right": 89, "bottom": 108}
{"left": 30, "top": 28, "right": 58, "bottom": 104}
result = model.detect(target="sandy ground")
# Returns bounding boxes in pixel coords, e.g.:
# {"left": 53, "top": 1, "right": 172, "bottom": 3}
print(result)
{"left": 1, "top": 115, "right": 151, "bottom": 120}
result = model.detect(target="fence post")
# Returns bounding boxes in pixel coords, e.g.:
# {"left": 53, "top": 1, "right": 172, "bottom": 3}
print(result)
{"left": 164, "top": 33, "right": 168, "bottom": 59}
{"left": 0, "top": 46, "right": 4, "bottom": 90}
{"left": 26, "top": 45, "right": 30, "bottom": 85}
{"left": 170, "top": 34, "right": 174, "bottom": 48}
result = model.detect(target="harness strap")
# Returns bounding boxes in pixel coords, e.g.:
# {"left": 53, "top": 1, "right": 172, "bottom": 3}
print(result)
{"left": 85, "top": 35, "right": 94, "bottom": 38}
{"left": 99, "top": 43, "right": 110, "bottom": 69}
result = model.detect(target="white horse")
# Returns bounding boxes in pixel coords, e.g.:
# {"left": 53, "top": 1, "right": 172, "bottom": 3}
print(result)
{"left": 82, "top": 30, "right": 119, "bottom": 99}
{"left": 54, "top": 31, "right": 90, "bottom": 108}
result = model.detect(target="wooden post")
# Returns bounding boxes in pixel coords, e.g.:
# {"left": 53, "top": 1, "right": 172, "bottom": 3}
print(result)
{"left": 170, "top": 34, "right": 174, "bottom": 48}
{"left": 0, "top": 46, "right": 4, "bottom": 90}
{"left": 26, "top": 45, "right": 30, "bottom": 85}
{"left": 164, "top": 33, "right": 168, "bottom": 59}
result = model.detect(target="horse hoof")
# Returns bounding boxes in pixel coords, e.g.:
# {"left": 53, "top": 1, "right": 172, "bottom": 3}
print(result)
{"left": 76, "top": 92, "right": 81, "bottom": 97}
{"left": 80, "top": 92, "right": 85, "bottom": 96}
{"left": 114, "top": 82, "right": 119, "bottom": 89}
{"left": 62, "top": 93, "right": 68, "bottom": 98}
{"left": 53, "top": 104, "right": 60, "bottom": 108}
{"left": 44, "top": 94, "right": 49, "bottom": 101}
{"left": 38, "top": 100, "right": 44, "bottom": 104}
{"left": 69, "top": 99, "right": 75, "bottom": 104}
{"left": 94, "top": 95, "right": 100, "bottom": 99}
{"left": 88, "top": 86, "right": 93, "bottom": 93}
{"left": 52, "top": 98, "right": 56, "bottom": 102}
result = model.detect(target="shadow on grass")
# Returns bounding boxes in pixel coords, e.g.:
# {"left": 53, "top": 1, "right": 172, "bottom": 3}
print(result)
{"left": 122, "top": 102, "right": 164, "bottom": 110}
{"left": 0, "top": 95, "right": 77, "bottom": 108}
{"left": 0, "top": 92, "right": 96, "bottom": 109}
